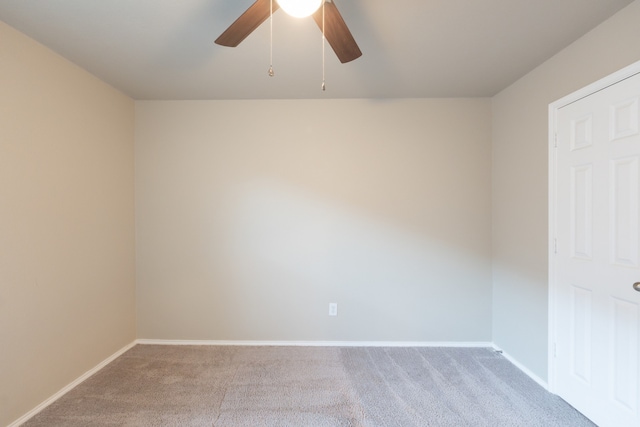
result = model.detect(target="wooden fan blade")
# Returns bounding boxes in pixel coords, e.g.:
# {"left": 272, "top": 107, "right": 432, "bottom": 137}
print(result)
{"left": 215, "top": 0, "right": 279, "bottom": 47}
{"left": 313, "top": 1, "right": 362, "bottom": 63}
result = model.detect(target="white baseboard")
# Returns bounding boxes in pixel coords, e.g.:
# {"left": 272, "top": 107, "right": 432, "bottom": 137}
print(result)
{"left": 136, "top": 339, "right": 495, "bottom": 348}
{"left": 492, "top": 344, "right": 549, "bottom": 390}
{"left": 8, "top": 341, "right": 137, "bottom": 427}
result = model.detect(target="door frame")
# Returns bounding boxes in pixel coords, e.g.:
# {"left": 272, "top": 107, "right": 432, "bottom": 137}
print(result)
{"left": 548, "top": 59, "right": 640, "bottom": 393}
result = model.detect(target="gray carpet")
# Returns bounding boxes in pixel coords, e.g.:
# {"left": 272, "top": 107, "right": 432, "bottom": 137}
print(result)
{"left": 22, "top": 345, "right": 594, "bottom": 426}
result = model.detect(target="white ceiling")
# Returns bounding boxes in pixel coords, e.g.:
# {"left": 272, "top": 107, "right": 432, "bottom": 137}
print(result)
{"left": 0, "top": 0, "right": 633, "bottom": 100}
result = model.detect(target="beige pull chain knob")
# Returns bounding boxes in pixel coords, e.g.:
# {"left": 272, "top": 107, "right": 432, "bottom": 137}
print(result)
{"left": 634, "top": 282, "right": 640, "bottom": 292}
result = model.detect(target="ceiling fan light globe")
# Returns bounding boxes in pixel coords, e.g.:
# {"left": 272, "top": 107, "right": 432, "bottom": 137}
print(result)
{"left": 276, "top": 0, "right": 323, "bottom": 18}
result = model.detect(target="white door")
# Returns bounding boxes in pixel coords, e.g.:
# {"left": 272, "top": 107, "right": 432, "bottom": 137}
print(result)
{"left": 554, "top": 70, "right": 640, "bottom": 427}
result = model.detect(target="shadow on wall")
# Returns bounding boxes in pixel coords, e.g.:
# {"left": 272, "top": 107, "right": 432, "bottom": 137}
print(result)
{"left": 211, "top": 178, "right": 491, "bottom": 341}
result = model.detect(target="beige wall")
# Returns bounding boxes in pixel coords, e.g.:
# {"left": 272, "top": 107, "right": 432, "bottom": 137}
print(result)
{"left": 0, "top": 22, "right": 136, "bottom": 426}
{"left": 135, "top": 99, "right": 493, "bottom": 342}
{"left": 492, "top": 0, "right": 640, "bottom": 380}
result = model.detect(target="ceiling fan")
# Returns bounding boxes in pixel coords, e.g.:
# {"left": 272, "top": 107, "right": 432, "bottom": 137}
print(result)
{"left": 215, "top": 0, "right": 362, "bottom": 64}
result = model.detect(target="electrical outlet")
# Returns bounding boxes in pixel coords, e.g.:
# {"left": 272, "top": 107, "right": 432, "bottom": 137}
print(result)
{"left": 329, "top": 303, "right": 338, "bottom": 316}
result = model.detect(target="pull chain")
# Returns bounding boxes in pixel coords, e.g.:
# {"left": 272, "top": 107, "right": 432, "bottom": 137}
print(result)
{"left": 321, "top": 1, "right": 326, "bottom": 91}
{"left": 268, "top": 0, "right": 274, "bottom": 77}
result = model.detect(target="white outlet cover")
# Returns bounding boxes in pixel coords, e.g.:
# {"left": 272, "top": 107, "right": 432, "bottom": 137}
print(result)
{"left": 329, "top": 303, "right": 338, "bottom": 316}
